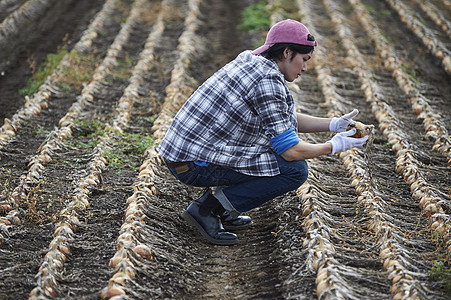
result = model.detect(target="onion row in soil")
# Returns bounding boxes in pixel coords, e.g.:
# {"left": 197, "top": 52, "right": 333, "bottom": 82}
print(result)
{"left": 28, "top": 0, "right": 158, "bottom": 297}
{"left": 0, "top": 0, "right": 449, "bottom": 299}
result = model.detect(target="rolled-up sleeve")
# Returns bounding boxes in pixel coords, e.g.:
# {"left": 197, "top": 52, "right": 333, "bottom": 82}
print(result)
{"left": 253, "top": 75, "right": 297, "bottom": 139}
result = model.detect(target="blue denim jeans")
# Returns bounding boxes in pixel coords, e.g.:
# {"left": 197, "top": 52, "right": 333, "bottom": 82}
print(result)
{"left": 166, "top": 154, "right": 308, "bottom": 213}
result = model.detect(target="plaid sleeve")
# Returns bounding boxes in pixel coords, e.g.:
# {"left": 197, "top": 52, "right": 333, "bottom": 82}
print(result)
{"left": 253, "top": 75, "right": 296, "bottom": 139}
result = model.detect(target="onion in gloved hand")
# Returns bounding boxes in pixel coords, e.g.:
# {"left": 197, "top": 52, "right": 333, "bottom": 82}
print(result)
{"left": 327, "top": 129, "right": 369, "bottom": 155}
{"left": 329, "top": 109, "right": 359, "bottom": 132}
{"left": 347, "top": 121, "right": 374, "bottom": 138}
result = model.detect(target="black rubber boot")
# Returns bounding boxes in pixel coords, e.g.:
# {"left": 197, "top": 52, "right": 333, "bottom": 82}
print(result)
{"left": 182, "top": 192, "right": 238, "bottom": 245}
{"left": 220, "top": 211, "right": 253, "bottom": 231}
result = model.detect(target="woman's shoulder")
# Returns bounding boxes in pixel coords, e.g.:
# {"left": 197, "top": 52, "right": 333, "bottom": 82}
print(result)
{"left": 223, "top": 51, "right": 281, "bottom": 82}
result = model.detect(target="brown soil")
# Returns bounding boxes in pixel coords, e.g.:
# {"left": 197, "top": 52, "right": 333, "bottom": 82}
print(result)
{"left": 0, "top": 0, "right": 450, "bottom": 299}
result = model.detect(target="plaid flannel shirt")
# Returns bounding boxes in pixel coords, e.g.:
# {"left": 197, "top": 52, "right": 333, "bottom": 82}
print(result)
{"left": 157, "top": 50, "right": 298, "bottom": 176}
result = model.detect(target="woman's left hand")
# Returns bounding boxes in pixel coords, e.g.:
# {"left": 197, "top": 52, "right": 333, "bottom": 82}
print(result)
{"left": 329, "top": 109, "right": 359, "bottom": 132}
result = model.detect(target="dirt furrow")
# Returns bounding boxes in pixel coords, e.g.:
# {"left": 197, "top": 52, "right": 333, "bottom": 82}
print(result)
{"left": 0, "top": 0, "right": 73, "bottom": 72}
{"left": 413, "top": 0, "right": 451, "bottom": 38}
{"left": 0, "top": 0, "right": 449, "bottom": 298}
{"left": 0, "top": 0, "right": 105, "bottom": 126}
{"left": 27, "top": 1, "right": 158, "bottom": 298}
{"left": 383, "top": 0, "right": 451, "bottom": 74}
{"left": 0, "top": 1, "right": 135, "bottom": 299}
{"left": 0, "top": 0, "right": 29, "bottom": 24}
{"left": 323, "top": 0, "right": 449, "bottom": 297}
{"left": 347, "top": 0, "right": 451, "bottom": 165}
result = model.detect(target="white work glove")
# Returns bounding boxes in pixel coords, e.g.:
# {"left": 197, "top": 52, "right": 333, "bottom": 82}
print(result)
{"left": 327, "top": 128, "right": 369, "bottom": 155}
{"left": 329, "top": 109, "right": 359, "bottom": 132}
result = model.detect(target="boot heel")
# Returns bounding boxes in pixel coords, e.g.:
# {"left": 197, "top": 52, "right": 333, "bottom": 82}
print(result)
{"left": 181, "top": 211, "right": 238, "bottom": 245}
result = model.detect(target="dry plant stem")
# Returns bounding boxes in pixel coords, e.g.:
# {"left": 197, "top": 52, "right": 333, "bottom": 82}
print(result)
{"left": 412, "top": 0, "right": 451, "bottom": 37}
{"left": 384, "top": 0, "right": 451, "bottom": 74}
{"left": 268, "top": 1, "right": 356, "bottom": 298}
{"left": 322, "top": 1, "right": 450, "bottom": 297}
{"left": 102, "top": 0, "right": 204, "bottom": 298}
{"left": 437, "top": 0, "right": 451, "bottom": 11}
{"left": 27, "top": 0, "right": 158, "bottom": 298}
{"left": 298, "top": 0, "right": 445, "bottom": 298}
{"left": 348, "top": 0, "right": 451, "bottom": 165}
{"left": 10, "top": 0, "right": 139, "bottom": 216}
{"left": 150, "top": 0, "right": 203, "bottom": 142}
{"left": 1, "top": 0, "right": 124, "bottom": 254}
{"left": 0, "top": 0, "right": 120, "bottom": 154}
{"left": 0, "top": 0, "right": 62, "bottom": 70}
{"left": 324, "top": 0, "right": 450, "bottom": 244}
{"left": 297, "top": 177, "right": 352, "bottom": 299}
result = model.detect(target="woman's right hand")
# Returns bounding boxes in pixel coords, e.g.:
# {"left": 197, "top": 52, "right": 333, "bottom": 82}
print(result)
{"left": 327, "top": 128, "right": 369, "bottom": 155}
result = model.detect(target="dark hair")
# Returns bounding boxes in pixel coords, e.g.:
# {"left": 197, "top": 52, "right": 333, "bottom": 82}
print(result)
{"left": 262, "top": 43, "right": 314, "bottom": 61}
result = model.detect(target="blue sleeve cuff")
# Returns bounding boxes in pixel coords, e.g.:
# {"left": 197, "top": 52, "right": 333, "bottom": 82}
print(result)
{"left": 269, "top": 129, "right": 299, "bottom": 155}
{"left": 194, "top": 161, "right": 210, "bottom": 166}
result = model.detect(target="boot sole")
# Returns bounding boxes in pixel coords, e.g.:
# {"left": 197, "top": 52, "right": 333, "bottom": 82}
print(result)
{"left": 181, "top": 211, "right": 238, "bottom": 245}
{"left": 223, "top": 221, "right": 253, "bottom": 231}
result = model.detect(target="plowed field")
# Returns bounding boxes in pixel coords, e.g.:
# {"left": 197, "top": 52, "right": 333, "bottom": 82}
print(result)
{"left": 0, "top": 0, "right": 450, "bottom": 299}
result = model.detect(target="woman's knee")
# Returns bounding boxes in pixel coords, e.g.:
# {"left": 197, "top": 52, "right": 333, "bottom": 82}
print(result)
{"left": 293, "top": 160, "right": 309, "bottom": 183}
{"left": 279, "top": 159, "right": 309, "bottom": 186}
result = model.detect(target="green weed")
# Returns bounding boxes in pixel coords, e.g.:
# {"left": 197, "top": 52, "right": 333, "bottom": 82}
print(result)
{"left": 20, "top": 49, "right": 99, "bottom": 96}
{"left": 110, "top": 55, "right": 134, "bottom": 81}
{"left": 72, "top": 119, "right": 106, "bottom": 138}
{"left": 428, "top": 259, "right": 451, "bottom": 294}
{"left": 402, "top": 64, "right": 419, "bottom": 89}
{"left": 20, "top": 49, "right": 68, "bottom": 96}
{"left": 59, "top": 50, "right": 98, "bottom": 91}
{"left": 105, "top": 131, "right": 155, "bottom": 173}
{"left": 32, "top": 127, "right": 49, "bottom": 135}
{"left": 137, "top": 114, "right": 158, "bottom": 125}
{"left": 364, "top": 4, "right": 376, "bottom": 14}
{"left": 381, "top": 33, "right": 393, "bottom": 43}
{"left": 0, "top": 173, "right": 66, "bottom": 224}
{"left": 239, "top": 1, "right": 271, "bottom": 32}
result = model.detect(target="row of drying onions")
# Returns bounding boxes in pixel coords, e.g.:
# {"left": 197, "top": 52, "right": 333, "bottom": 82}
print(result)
{"left": 0, "top": 0, "right": 122, "bottom": 250}
{"left": 288, "top": 1, "right": 357, "bottom": 298}
{"left": 325, "top": 1, "right": 438, "bottom": 299}
{"left": 349, "top": 0, "right": 451, "bottom": 166}
{"left": 0, "top": 0, "right": 25, "bottom": 15}
{"left": 27, "top": 1, "right": 154, "bottom": 298}
{"left": 340, "top": 145, "right": 424, "bottom": 300}
{"left": 299, "top": 1, "right": 398, "bottom": 297}
{"left": 0, "top": 208, "right": 20, "bottom": 247}
{"left": 100, "top": 0, "right": 204, "bottom": 298}
{"left": 99, "top": 6, "right": 167, "bottom": 300}
{"left": 0, "top": 0, "right": 59, "bottom": 69}
{"left": 347, "top": 0, "right": 450, "bottom": 248}
{"left": 413, "top": 0, "right": 451, "bottom": 37}
{"left": 150, "top": 0, "right": 202, "bottom": 142}
{"left": 297, "top": 178, "right": 350, "bottom": 299}
{"left": 0, "top": 0, "right": 56, "bottom": 37}
{"left": 15, "top": 0, "right": 144, "bottom": 194}
{"left": 385, "top": 0, "right": 451, "bottom": 74}
{"left": 330, "top": 0, "right": 451, "bottom": 271}
{"left": 0, "top": 0, "right": 120, "bottom": 156}
{"left": 74, "top": 0, "right": 120, "bottom": 54}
